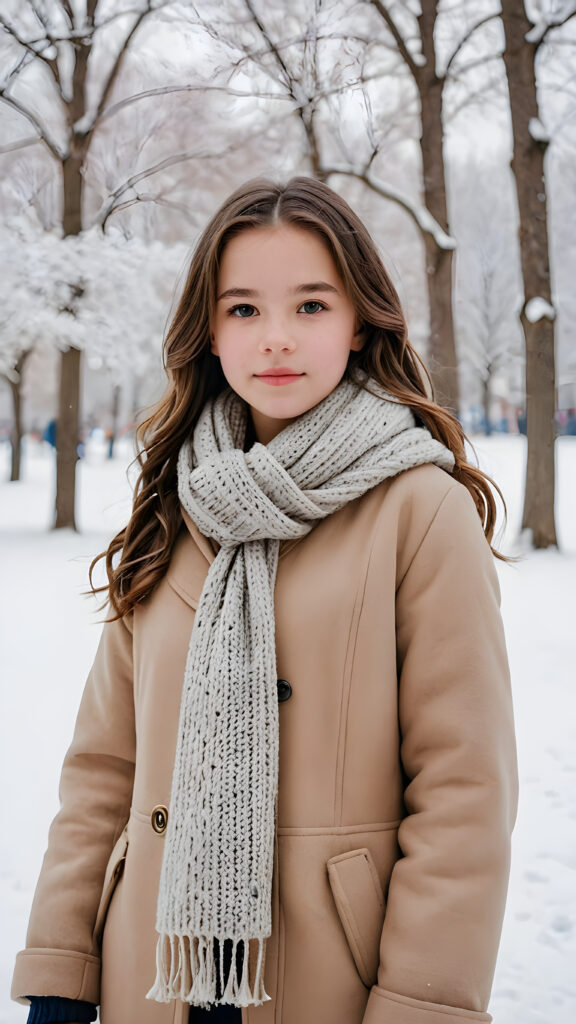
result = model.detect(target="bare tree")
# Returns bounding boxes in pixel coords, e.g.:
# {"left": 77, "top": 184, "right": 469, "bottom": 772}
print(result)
{"left": 200, "top": 0, "right": 461, "bottom": 406}
{"left": 500, "top": 0, "right": 576, "bottom": 547}
{"left": 1, "top": 350, "right": 32, "bottom": 481}
{"left": 0, "top": 0, "right": 183, "bottom": 527}
{"left": 357, "top": 1, "right": 508, "bottom": 413}
{"left": 450, "top": 154, "right": 524, "bottom": 433}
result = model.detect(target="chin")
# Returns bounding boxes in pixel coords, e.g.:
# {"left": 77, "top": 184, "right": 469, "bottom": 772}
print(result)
{"left": 259, "top": 399, "right": 312, "bottom": 419}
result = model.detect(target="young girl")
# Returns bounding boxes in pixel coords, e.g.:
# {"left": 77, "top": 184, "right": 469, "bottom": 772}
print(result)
{"left": 12, "top": 177, "right": 517, "bottom": 1024}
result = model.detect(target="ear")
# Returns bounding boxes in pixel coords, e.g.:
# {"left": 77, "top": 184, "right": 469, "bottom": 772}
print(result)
{"left": 350, "top": 321, "right": 365, "bottom": 352}
{"left": 209, "top": 331, "right": 219, "bottom": 356}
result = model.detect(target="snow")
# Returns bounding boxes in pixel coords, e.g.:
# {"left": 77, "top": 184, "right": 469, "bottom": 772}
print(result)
{"left": 525, "top": 296, "right": 556, "bottom": 323}
{"left": 370, "top": 180, "right": 456, "bottom": 250}
{"left": 73, "top": 113, "right": 96, "bottom": 135}
{"left": 529, "top": 117, "right": 550, "bottom": 144}
{"left": 407, "top": 204, "right": 456, "bottom": 251}
{"left": 1, "top": 434, "right": 576, "bottom": 1023}
{"left": 331, "top": 171, "right": 456, "bottom": 252}
{"left": 0, "top": 217, "right": 186, "bottom": 379}
{"left": 526, "top": 20, "right": 549, "bottom": 45}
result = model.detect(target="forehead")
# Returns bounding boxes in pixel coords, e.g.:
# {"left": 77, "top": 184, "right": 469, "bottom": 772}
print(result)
{"left": 217, "top": 225, "right": 341, "bottom": 288}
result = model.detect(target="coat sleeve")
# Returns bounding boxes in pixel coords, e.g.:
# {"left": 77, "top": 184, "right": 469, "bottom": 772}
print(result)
{"left": 11, "top": 613, "right": 136, "bottom": 1008}
{"left": 362, "top": 481, "right": 518, "bottom": 1024}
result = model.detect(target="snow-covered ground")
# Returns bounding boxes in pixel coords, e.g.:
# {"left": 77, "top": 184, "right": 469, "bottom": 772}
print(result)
{"left": 1, "top": 434, "right": 575, "bottom": 1024}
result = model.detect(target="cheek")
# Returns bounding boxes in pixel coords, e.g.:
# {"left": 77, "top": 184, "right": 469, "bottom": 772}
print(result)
{"left": 210, "top": 320, "right": 235, "bottom": 359}
{"left": 211, "top": 328, "right": 250, "bottom": 376}
{"left": 313, "top": 324, "right": 357, "bottom": 362}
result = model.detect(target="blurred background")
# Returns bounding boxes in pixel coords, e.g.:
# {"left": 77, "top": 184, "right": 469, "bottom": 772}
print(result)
{"left": 1, "top": 2, "right": 575, "bottom": 1022}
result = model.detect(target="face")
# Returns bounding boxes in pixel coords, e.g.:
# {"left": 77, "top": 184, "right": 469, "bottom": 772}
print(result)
{"left": 210, "top": 224, "right": 363, "bottom": 445}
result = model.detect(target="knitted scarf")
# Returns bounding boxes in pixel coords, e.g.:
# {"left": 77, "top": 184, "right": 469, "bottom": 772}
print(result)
{"left": 147, "top": 373, "right": 455, "bottom": 1009}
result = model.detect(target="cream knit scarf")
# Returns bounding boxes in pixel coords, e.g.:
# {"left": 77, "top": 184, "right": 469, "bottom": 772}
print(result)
{"left": 147, "top": 373, "right": 454, "bottom": 1009}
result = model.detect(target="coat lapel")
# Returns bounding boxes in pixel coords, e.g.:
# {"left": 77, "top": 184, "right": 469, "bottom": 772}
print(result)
{"left": 167, "top": 509, "right": 308, "bottom": 610}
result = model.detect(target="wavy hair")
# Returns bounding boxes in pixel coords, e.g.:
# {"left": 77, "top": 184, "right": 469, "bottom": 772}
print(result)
{"left": 90, "top": 176, "right": 509, "bottom": 618}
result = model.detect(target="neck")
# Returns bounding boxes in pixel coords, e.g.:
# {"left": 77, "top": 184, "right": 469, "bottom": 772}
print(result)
{"left": 248, "top": 407, "right": 295, "bottom": 447}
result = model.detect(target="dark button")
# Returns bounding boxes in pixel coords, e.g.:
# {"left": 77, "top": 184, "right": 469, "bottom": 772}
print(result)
{"left": 151, "top": 805, "right": 168, "bottom": 834}
{"left": 277, "top": 678, "right": 292, "bottom": 702}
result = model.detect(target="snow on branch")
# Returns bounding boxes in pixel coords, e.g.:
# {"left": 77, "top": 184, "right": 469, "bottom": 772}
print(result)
{"left": 525, "top": 297, "right": 556, "bottom": 323}
{"left": 526, "top": 19, "right": 550, "bottom": 44}
{"left": 529, "top": 117, "right": 549, "bottom": 143}
{"left": 0, "top": 217, "right": 186, "bottom": 377}
{"left": 526, "top": 6, "right": 576, "bottom": 45}
{"left": 324, "top": 167, "right": 456, "bottom": 250}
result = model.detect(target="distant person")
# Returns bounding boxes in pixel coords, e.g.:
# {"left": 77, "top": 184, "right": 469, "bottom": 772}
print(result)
{"left": 12, "top": 178, "right": 518, "bottom": 1024}
{"left": 41, "top": 420, "right": 84, "bottom": 459}
{"left": 42, "top": 419, "right": 56, "bottom": 448}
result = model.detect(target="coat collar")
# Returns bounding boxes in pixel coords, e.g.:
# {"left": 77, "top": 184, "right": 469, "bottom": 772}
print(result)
{"left": 181, "top": 507, "right": 218, "bottom": 565}
{"left": 180, "top": 506, "right": 305, "bottom": 565}
{"left": 167, "top": 507, "right": 305, "bottom": 609}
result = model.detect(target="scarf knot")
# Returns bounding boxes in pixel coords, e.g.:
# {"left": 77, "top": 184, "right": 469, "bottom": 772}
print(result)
{"left": 180, "top": 444, "right": 318, "bottom": 548}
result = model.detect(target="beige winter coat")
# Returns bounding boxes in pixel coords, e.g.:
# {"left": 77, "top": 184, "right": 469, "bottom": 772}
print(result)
{"left": 12, "top": 464, "right": 518, "bottom": 1024}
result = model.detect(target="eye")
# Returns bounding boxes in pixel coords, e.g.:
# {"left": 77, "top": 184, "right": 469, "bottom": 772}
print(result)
{"left": 229, "top": 304, "right": 256, "bottom": 318}
{"left": 298, "top": 300, "right": 326, "bottom": 315}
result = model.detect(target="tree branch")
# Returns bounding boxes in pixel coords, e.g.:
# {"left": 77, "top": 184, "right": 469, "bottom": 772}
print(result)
{"left": 3, "top": 48, "right": 34, "bottom": 91}
{"left": 242, "top": 0, "right": 298, "bottom": 100}
{"left": 0, "top": 135, "right": 43, "bottom": 155}
{"left": 446, "top": 52, "right": 502, "bottom": 81}
{"left": 535, "top": 6, "right": 576, "bottom": 49}
{"left": 93, "top": 1, "right": 154, "bottom": 124}
{"left": 369, "top": 0, "right": 418, "bottom": 78}
{"left": 96, "top": 64, "right": 391, "bottom": 131}
{"left": 0, "top": 92, "right": 62, "bottom": 159}
{"left": 24, "top": 0, "right": 50, "bottom": 35}
{"left": 0, "top": 13, "right": 62, "bottom": 91}
{"left": 101, "top": 192, "right": 196, "bottom": 230}
{"left": 97, "top": 82, "right": 292, "bottom": 125}
{"left": 444, "top": 11, "right": 500, "bottom": 76}
{"left": 95, "top": 149, "right": 224, "bottom": 225}
{"left": 58, "top": 0, "right": 75, "bottom": 30}
{"left": 321, "top": 167, "right": 455, "bottom": 249}
{"left": 219, "top": 29, "right": 397, "bottom": 79}
{"left": 96, "top": 121, "right": 275, "bottom": 227}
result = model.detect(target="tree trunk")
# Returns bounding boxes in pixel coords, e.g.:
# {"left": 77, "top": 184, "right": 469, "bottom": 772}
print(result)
{"left": 4, "top": 350, "right": 31, "bottom": 481}
{"left": 501, "top": 0, "right": 557, "bottom": 548}
{"left": 482, "top": 375, "right": 491, "bottom": 436}
{"left": 417, "top": 3, "right": 459, "bottom": 415}
{"left": 54, "top": 346, "right": 81, "bottom": 529}
{"left": 520, "top": 313, "right": 556, "bottom": 542}
{"left": 109, "top": 383, "right": 121, "bottom": 459}
{"left": 9, "top": 377, "right": 23, "bottom": 481}
{"left": 301, "top": 108, "right": 328, "bottom": 182}
{"left": 55, "top": 152, "right": 85, "bottom": 530}
{"left": 62, "top": 152, "right": 84, "bottom": 237}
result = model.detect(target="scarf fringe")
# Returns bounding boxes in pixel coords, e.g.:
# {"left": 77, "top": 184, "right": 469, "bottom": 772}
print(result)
{"left": 146, "top": 934, "right": 270, "bottom": 1008}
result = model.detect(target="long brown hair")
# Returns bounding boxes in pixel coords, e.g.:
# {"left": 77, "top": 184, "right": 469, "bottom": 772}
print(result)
{"left": 90, "top": 176, "right": 509, "bottom": 618}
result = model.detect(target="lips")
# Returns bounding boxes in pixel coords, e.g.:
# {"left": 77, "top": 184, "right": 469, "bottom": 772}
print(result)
{"left": 255, "top": 369, "right": 304, "bottom": 386}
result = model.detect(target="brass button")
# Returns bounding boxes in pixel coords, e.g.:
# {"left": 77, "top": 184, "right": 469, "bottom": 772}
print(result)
{"left": 151, "top": 805, "right": 168, "bottom": 834}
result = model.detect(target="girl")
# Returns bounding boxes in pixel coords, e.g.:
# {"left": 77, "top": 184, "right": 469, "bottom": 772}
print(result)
{"left": 12, "top": 177, "right": 518, "bottom": 1024}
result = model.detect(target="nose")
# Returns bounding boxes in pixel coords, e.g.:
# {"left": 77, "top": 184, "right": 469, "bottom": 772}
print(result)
{"left": 257, "top": 316, "right": 296, "bottom": 354}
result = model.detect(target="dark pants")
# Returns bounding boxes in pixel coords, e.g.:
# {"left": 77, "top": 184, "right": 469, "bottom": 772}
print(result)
{"left": 189, "top": 1006, "right": 242, "bottom": 1022}
{"left": 188, "top": 939, "right": 244, "bottom": 1022}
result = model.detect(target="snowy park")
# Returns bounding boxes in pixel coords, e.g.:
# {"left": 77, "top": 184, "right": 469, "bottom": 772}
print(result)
{"left": 1, "top": 1, "right": 575, "bottom": 1021}
{"left": 1, "top": 433, "right": 575, "bottom": 1024}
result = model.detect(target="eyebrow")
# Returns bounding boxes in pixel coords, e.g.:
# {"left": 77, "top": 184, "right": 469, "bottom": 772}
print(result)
{"left": 217, "top": 281, "right": 340, "bottom": 301}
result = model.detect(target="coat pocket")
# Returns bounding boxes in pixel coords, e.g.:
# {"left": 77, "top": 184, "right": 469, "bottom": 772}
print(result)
{"left": 93, "top": 825, "right": 129, "bottom": 947}
{"left": 327, "top": 847, "right": 385, "bottom": 989}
